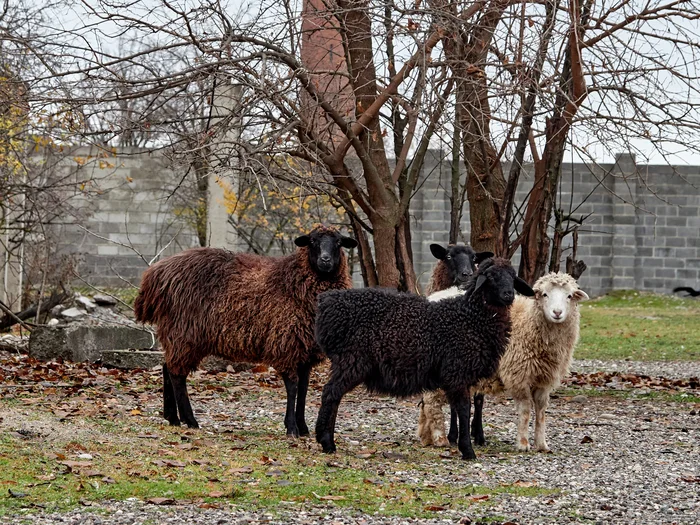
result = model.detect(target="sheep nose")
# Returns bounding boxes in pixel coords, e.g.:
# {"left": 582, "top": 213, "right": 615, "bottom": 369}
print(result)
{"left": 461, "top": 270, "right": 471, "bottom": 277}
{"left": 553, "top": 309, "right": 563, "bottom": 318}
{"left": 320, "top": 255, "right": 331, "bottom": 263}
{"left": 502, "top": 291, "right": 514, "bottom": 302}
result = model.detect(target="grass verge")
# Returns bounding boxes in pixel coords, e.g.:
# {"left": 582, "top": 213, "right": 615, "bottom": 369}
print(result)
{"left": 577, "top": 290, "right": 700, "bottom": 361}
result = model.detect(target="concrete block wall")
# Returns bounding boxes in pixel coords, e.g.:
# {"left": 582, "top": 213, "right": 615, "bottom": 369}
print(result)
{"left": 45, "top": 147, "right": 199, "bottom": 287}
{"left": 46, "top": 148, "right": 700, "bottom": 297}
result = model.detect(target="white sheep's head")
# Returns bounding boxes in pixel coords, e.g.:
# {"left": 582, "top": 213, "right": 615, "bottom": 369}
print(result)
{"left": 533, "top": 273, "right": 589, "bottom": 324}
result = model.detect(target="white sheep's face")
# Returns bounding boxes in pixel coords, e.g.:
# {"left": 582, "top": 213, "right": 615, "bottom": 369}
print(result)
{"left": 535, "top": 283, "right": 589, "bottom": 324}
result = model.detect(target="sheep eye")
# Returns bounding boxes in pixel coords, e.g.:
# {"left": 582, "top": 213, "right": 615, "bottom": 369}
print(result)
{"left": 568, "top": 294, "right": 572, "bottom": 299}
{"left": 542, "top": 293, "right": 548, "bottom": 298}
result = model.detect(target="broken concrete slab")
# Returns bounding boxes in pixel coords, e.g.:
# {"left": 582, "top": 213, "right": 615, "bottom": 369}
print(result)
{"left": 101, "top": 349, "right": 163, "bottom": 369}
{"left": 92, "top": 294, "right": 118, "bottom": 306}
{"left": 61, "top": 307, "right": 87, "bottom": 320}
{"left": 75, "top": 296, "right": 98, "bottom": 312}
{"left": 29, "top": 324, "right": 156, "bottom": 363}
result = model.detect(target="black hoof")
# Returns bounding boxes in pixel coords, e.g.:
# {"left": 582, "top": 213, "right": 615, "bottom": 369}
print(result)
{"left": 184, "top": 420, "right": 199, "bottom": 429}
{"left": 474, "top": 436, "right": 486, "bottom": 446}
{"left": 317, "top": 434, "right": 336, "bottom": 453}
{"left": 287, "top": 428, "right": 300, "bottom": 438}
{"left": 167, "top": 419, "right": 181, "bottom": 426}
{"left": 461, "top": 450, "right": 477, "bottom": 460}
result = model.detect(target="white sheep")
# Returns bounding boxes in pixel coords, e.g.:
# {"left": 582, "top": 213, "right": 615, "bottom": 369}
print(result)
{"left": 418, "top": 272, "right": 589, "bottom": 452}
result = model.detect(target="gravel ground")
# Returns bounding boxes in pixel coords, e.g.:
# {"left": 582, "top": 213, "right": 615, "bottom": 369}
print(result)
{"left": 571, "top": 359, "right": 700, "bottom": 380}
{"left": 2, "top": 360, "right": 699, "bottom": 525}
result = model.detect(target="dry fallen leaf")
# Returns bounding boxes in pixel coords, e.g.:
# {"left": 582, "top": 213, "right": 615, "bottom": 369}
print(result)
{"left": 146, "top": 497, "right": 176, "bottom": 505}
{"left": 424, "top": 505, "right": 448, "bottom": 511}
{"left": 467, "top": 494, "right": 490, "bottom": 502}
{"left": 228, "top": 466, "right": 253, "bottom": 475}
{"left": 512, "top": 480, "right": 537, "bottom": 488}
{"left": 313, "top": 492, "right": 345, "bottom": 501}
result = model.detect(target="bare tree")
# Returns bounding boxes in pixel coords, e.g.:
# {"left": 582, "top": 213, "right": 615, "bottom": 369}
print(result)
{"left": 3, "top": 0, "right": 700, "bottom": 297}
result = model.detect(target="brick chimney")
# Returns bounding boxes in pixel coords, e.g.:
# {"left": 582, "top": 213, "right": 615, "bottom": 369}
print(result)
{"left": 300, "top": 0, "right": 355, "bottom": 150}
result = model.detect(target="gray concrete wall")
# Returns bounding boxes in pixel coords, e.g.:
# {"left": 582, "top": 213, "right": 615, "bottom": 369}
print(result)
{"left": 45, "top": 146, "right": 199, "bottom": 287}
{"left": 48, "top": 148, "right": 700, "bottom": 296}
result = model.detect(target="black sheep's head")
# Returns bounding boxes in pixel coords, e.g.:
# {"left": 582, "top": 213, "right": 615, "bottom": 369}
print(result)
{"left": 472, "top": 258, "right": 535, "bottom": 307}
{"left": 295, "top": 226, "right": 357, "bottom": 276}
{"left": 430, "top": 244, "right": 494, "bottom": 288}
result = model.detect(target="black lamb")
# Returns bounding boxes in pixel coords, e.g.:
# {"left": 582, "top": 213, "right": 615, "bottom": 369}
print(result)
{"left": 314, "top": 257, "right": 534, "bottom": 460}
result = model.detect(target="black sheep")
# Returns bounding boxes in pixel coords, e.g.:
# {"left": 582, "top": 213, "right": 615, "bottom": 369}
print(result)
{"left": 314, "top": 258, "right": 534, "bottom": 460}
{"left": 673, "top": 286, "right": 700, "bottom": 297}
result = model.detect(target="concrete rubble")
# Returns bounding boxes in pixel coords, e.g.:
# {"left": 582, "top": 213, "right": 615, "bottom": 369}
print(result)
{"left": 28, "top": 292, "right": 243, "bottom": 372}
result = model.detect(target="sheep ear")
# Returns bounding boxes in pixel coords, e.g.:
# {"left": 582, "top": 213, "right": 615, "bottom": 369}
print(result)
{"left": 572, "top": 289, "right": 589, "bottom": 301}
{"left": 430, "top": 244, "right": 448, "bottom": 260}
{"left": 514, "top": 277, "right": 535, "bottom": 297}
{"left": 474, "top": 251, "right": 494, "bottom": 264}
{"left": 294, "top": 235, "right": 311, "bottom": 247}
{"left": 473, "top": 274, "right": 487, "bottom": 294}
{"left": 340, "top": 236, "right": 358, "bottom": 249}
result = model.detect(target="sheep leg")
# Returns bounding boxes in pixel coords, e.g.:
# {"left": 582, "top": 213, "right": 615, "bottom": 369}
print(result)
{"left": 281, "top": 374, "right": 300, "bottom": 437}
{"left": 295, "top": 363, "right": 311, "bottom": 437}
{"left": 532, "top": 387, "right": 550, "bottom": 452}
{"left": 447, "top": 406, "right": 458, "bottom": 445}
{"left": 316, "top": 367, "right": 361, "bottom": 453}
{"left": 447, "top": 391, "right": 476, "bottom": 460}
{"left": 471, "top": 392, "right": 486, "bottom": 446}
{"left": 170, "top": 371, "right": 199, "bottom": 429}
{"left": 514, "top": 392, "right": 532, "bottom": 451}
{"left": 162, "top": 364, "right": 180, "bottom": 426}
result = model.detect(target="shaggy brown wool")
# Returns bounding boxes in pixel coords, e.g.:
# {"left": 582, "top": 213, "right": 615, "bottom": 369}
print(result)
{"left": 135, "top": 245, "right": 351, "bottom": 377}
{"left": 426, "top": 263, "right": 453, "bottom": 295}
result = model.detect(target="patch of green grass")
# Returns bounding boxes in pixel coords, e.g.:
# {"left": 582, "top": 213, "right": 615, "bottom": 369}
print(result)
{"left": 73, "top": 286, "right": 139, "bottom": 308}
{"left": 0, "top": 418, "right": 557, "bottom": 518}
{"left": 558, "top": 387, "right": 700, "bottom": 404}
{"left": 578, "top": 290, "right": 700, "bottom": 361}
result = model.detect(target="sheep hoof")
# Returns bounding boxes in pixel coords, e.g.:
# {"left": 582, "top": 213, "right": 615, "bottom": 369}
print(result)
{"left": 433, "top": 437, "right": 449, "bottom": 448}
{"left": 297, "top": 423, "right": 310, "bottom": 437}
{"left": 185, "top": 420, "right": 200, "bottom": 429}
{"left": 166, "top": 419, "right": 181, "bottom": 427}
{"left": 516, "top": 442, "right": 531, "bottom": 452}
{"left": 474, "top": 436, "right": 486, "bottom": 446}
{"left": 535, "top": 444, "right": 550, "bottom": 453}
{"left": 460, "top": 450, "right": 477, "bottom": 460}
{"left": 286, "top": 428, "right": 300, "bottom": 438}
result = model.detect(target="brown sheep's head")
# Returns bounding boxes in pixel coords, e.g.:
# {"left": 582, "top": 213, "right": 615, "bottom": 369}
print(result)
{"left": 294, "top": 226, "right": 357, "bottom": 276}
{"left": 430, "top": 243, "right": 493, "bottom": 288}
{"left": 472, "top": 258, "right": 535, "bottom": 307}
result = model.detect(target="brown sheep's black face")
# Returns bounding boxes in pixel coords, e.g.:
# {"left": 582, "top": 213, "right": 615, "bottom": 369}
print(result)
{"left": 430, "top": 244, "right": 494, "bottom": 287}
{"left": 473, "top": 260, "right": 535, "bottom": 307}
{"left": 295, "top": 229, "right": 357, "bottom": 276}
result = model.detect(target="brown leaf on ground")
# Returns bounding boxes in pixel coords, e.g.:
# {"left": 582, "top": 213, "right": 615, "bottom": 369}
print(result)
{"left": 59, "top": 460, "right": 93, "bottom": 469}
{"left": 581, "top": 435, "right": 594, "bottom": 444}
{"left": 314, "top": 494, "right": 345, "bottom": 501}
{"left": 424, "top": 505, "right": 448, "bottom": 511}
{"left": 228, "top": 466, "right": 253, "bottom": 474}
{"left": 146, "top": 497, "right": 176, "bottom": 505}
{"left": 467, "top": 494, "right": 489, "bottom": 502}
{"left": 512, "top": 480, "right": 537, "bottom": 488}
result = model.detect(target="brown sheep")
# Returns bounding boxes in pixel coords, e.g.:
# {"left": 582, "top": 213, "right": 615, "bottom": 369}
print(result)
{"left": 426, "top": 244, "right": 493, "bottom": 294}
{"left": 134, "top": 225, "right": 356, "bottom": 434}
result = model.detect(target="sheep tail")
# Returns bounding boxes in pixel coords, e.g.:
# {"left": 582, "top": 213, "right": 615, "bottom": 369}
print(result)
{"left": 134, "top": 269, "right": 159, "bottom": 324}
